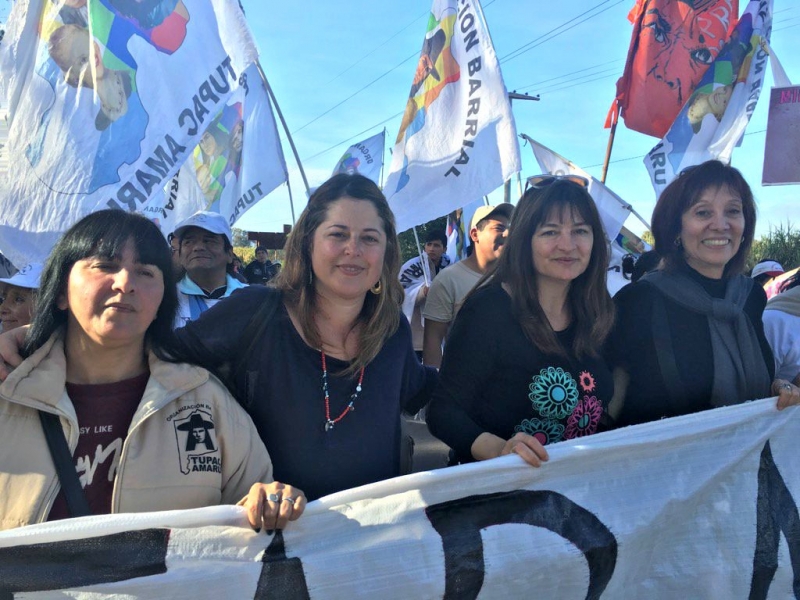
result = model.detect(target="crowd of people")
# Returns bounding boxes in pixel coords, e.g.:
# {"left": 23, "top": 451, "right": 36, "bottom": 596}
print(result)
{"left": 0, "top": 162, "right": 798, "bottom": 533}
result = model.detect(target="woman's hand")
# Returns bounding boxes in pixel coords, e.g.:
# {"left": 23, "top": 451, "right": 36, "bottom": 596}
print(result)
{"left": 772, "top": 379, "right": 800, "bottom": 410}
{"left": 237, "top": 482, "right": 306, "bottom": 532}
{"left": 471, "top": 431, "right": 549, "bottom": 467}
{"left": 0, "top": 325, "right": 28, "bottom": 381}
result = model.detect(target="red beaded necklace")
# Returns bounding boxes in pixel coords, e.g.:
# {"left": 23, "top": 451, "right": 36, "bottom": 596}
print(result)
{"left": 321, "top": 351, "right": 365, "bottom": 432}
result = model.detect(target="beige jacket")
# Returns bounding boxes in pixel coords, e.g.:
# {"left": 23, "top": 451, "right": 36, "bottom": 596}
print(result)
{"left": 0, "top": 332, "right": 273, "bottom": 531}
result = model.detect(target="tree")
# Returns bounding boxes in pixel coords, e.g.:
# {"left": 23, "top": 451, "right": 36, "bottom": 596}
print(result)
{"left": 398, "top": 217, "right": 448, "bottom": 263}
{"left": 231, "top": 227, "right": 251, "bottom": 248}
{"left": 748, "top": 222, "right": 800, "bottom": 272}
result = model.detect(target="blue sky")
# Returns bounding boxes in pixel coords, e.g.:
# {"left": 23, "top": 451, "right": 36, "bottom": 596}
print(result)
{"left": 1, "top": 0, "right": 795, "bottom": 239}
{"left": 236, "top": 0, "right": 799, "bottom": 240}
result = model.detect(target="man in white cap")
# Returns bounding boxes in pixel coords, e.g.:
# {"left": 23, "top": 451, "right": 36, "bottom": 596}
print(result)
{"left": 0, "top": 263, "right": 43, "bottom": 333}
{"left": 172, "top": 211, "right": 247, "bottom": 327}
{"left": 751, "top": 259, "right": 785, "bottom": 289}
{"left": 422, "top": 204, "right": 513, "bottom": 367}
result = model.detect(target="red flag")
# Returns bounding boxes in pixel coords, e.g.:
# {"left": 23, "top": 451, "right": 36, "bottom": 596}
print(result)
{"left": 609, "top": 0, "right": 738, "bottom": 138}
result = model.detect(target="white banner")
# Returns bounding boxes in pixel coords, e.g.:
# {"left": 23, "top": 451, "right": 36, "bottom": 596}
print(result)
{"left": 526, "top": 136, "right": 631, "bottom": 243}
{"left": 1, "top": 398, "right": 798, "bottom": 598}
{"left": 0, "top": 0, "right": 257, "bottom": 266}
{"left": 645, "top": 0, "right": 773, "bottom": 197}
{"left": 385, "top": 0, "right": 520, "bottom": 233}
{"left": 140, "top": 63, "right": 288, "bottom": 235}
{"left": 331, "top": 130, "right": 384, "bottom": 185}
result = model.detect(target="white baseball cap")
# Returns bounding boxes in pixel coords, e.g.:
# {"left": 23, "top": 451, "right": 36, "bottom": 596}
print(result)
{"left": 0, "top": 263, "right": 43, "bottom": 290}
{"left": 172, "top": 211, "right": 233, "bottom": 246}
{"left": 469, "top": 204, "right": 514, "bottom": 231}
{"left": 751, "top": 260, "right": 784, "bottom": 279}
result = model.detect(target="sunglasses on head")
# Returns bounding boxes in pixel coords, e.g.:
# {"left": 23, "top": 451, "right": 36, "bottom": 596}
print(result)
{"left": 524, "top": 174, "right": 590, "bottom": 192}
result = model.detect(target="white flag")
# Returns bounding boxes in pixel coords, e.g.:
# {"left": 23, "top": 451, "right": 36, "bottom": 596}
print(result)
{"left": 0, "top": 0, "right": 257, "bottom": 266}
{"left": 141, "top": 63, "right": 288, "bottom": 235}
{"left": 331, "top": 130, "right": 384, "bottom": 184}
{"left": 525, "top": 136, "right": 631, "bottom": 242}
{"left": 644, "top": 0, "right": 773, "bottom": 197}
{"left": 384, "top": 0, "right": 520, "bottom": 233}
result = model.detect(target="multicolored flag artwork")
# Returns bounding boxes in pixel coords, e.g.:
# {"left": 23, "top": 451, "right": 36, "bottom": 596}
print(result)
{"left": 384, "top": 0, "right": 520, "bottom": 233}
{"left": 140, "top": 63, "right": 288, "bottom": 236}
{"left": 610, "top": 0, "right": 738, "bottom": 139}
{"left": 331, "top": 130, "right": 385, "bottom": 185}
{"left": 0, "top": 0, "right": 257, "bottom": 266}
{"left": 644, "top": 0, "right": 773, "bottom": 197}
{"left": 445, "top": 198, "right": 484, "bottom": 262}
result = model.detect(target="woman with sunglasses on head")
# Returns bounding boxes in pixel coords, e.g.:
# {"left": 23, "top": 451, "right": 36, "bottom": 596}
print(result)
{"left": 606, "top": 160, "right": 799, "bottom": 428}
{"left": 426, "top": 175, "right": 616, "bottom": 467}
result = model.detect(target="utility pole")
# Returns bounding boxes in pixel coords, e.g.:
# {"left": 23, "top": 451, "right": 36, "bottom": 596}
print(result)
{"left": 505, "top": 91, "right": 540, "bottom": 202}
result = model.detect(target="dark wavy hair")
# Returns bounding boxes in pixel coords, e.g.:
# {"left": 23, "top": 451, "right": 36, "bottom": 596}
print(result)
{"left": 275, "top": 173, "right": 404, "bottom": 375}
{"left": 652, "top": 160, "right": 756, "bottom": 278}
{"left": 474, "top": 180, "right": 614, "bottom": 359}
{"left": 23, "top": 210, "right": 177, "bottom": 358}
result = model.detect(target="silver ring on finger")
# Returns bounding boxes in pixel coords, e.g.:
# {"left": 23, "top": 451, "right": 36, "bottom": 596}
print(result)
{"left": 267, "top": 493, "right": 281, "bottom": 503}
{"left": 780, "top": 383, "right": 792, "bottom": 391}
{"left": 282, "top": 497, "right": 295, "bottom": 503}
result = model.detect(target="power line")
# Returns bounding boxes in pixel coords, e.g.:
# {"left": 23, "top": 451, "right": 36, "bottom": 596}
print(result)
{"left": 291, "top": 50, "right": 418, "bottom": 135}
{"left": 323, "top": 11, "right": 429, "bottom": 86}
{"left": 499, "top": 0, "right": 625, "bottom": 64}
{"left": 302, "top": 111, "right": 404, "bottom": 163}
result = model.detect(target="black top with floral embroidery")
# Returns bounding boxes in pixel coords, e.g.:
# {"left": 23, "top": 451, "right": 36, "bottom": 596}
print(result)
{"left": 427, "top": 283, "right": 614, "bottom": 464}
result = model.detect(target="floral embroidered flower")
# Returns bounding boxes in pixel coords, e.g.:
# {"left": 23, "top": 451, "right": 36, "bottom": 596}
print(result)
{"left": 515, "top": 418, "right": 565, "bottom": 445}
{"left": 565, "top": 396, "right": 603, "bottom": 439}
{"left": 578, "top": 371, "right": 596, "bottom": 393}
{"left": 528, "top": 366, "right": 579, "bottom": 419}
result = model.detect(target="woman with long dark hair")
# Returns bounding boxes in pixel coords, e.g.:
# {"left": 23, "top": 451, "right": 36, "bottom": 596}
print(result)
{"left": 0, "top": 211, "right": 304, "bottom": 531}
{"left": 427, "top": 175, "right": 615, "bottom": 466}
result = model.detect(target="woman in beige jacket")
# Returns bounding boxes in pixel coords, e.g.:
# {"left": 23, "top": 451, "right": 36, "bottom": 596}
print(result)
{"left": 0, "top": 211, "right": 304, "bottom": 531}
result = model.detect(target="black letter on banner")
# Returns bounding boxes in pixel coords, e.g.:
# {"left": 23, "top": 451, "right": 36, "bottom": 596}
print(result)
{"left": 426, "top": 490, "right": 617, "bottom": 600}
{"left": 0, "top": 529, "right": 169, "bottom": 598}
{"left": 254, "top": 530, "right": 310, "bottom": 599}
{"left": 749, "top": 441, "right": 800, "bottom": 599}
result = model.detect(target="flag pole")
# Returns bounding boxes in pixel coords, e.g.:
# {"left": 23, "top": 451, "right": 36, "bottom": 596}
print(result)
{"left": 285, "top": 171, "right": 297, "bottom": 226}
{"left": 256, "top": 61, "right": 311, "bottom": 201}
{"left": 412, "top": 226, "right": 431, "bottom": 286}
{"left": 379, "top": 128, "right": 387, "bottom": 190}
{"left": 600, "top": 104, "right": 620, "bottom": 184}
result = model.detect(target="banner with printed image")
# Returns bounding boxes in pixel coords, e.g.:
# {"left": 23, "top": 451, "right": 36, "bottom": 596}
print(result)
{"left": 140, "top": 63, "right": 288, "bottom": 235}
{"left": 1, "top": 399, "right": 798, "bottom": 598}
{"left": 384, "top": 0, "right": 520, "bottom": 233}
{"left": 644, "top": 0, "right": 773, "bottom": 197}
{"left": 0, "top": 0, "right": 257, "bottom": 266}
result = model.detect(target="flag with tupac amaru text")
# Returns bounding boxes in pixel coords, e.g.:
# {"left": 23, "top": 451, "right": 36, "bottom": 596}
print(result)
{"left": 140, "top": 63, "right": 288, "bottom": 235}
{"left": 0, "top": 0, "right": 257, "bottom": 266}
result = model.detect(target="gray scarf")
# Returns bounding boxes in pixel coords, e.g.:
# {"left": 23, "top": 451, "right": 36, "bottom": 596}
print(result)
{"left": 642, "top": 270, "right": 771, "bottom": 408}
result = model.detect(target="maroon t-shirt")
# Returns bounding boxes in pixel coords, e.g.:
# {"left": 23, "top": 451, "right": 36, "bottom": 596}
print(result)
{"left": 47, "top": 372, "right": 149, "bottom": 521}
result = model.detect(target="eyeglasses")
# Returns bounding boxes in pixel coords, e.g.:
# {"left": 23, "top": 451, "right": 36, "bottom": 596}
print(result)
{"left": 524, "top": 174, "right": 590, "bottom": 192}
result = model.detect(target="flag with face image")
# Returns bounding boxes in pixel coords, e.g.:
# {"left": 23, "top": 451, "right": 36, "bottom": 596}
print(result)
{"left": 0, "top": 0, "right": 257, "bottom": 266}
{"left": 331, "top": 130, "right": 385, "bottom": 185}
{"left": 384, "top": 0, "right": 520, "bottom": 233}
{"left": 644, "top": 0, "right": 773, "bottom": 197}
{"left": 610, "top": 0, "right": 738, "bottom": 138}
{"left": 140, "top": 63, "right": 288, "bottom": 235}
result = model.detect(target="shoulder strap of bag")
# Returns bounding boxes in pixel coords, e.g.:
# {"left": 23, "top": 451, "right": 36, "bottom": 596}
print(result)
{"left": 38, "top": 411, "right": 91, "bottom": 518}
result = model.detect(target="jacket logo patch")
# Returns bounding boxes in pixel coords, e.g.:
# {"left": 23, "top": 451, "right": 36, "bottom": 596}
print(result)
{"left": 173, "top": 409, "right": 222, "bottom": 475}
